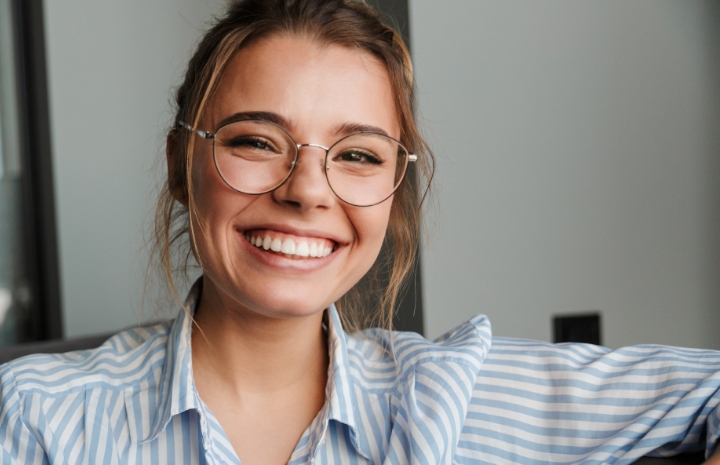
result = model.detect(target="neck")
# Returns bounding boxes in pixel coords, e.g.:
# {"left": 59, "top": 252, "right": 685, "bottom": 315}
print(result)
{"left": 191, "top": 280, "right": 329, "bottom": 396}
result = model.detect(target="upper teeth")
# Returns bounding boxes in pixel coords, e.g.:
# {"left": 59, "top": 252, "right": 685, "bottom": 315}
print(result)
{"left": 245, "top": 233, "right": 334, "bottom": 258}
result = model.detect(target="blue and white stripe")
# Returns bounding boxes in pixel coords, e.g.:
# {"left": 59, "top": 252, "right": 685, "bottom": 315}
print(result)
{"left": 0, "top": 281, "right": 718, "bottom": 464}
{"left": 462, "top": 339, "right": 720, "bottom": 464}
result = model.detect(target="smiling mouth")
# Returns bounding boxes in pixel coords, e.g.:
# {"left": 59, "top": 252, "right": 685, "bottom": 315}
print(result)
{"left": 243, "top": 230, "right": 335, "bottom": 259}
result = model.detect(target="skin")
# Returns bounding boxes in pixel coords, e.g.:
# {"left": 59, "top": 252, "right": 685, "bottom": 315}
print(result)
{"left": 169, "top": 35, "right": 399, "bottom": 465}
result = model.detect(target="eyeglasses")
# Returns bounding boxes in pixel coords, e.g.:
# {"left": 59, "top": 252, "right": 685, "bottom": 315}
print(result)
{"left": 179, "top": 119, "right": 416, "bottom": 207}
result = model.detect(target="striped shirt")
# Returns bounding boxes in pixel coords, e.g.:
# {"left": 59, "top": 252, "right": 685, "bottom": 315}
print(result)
{"left": 1, "top": 281, "right": 719, "bottom": 464}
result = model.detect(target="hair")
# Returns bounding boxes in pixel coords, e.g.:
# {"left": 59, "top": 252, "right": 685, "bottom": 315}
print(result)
{"left": 154, "top": 0, "right": 434, "bottom": 333}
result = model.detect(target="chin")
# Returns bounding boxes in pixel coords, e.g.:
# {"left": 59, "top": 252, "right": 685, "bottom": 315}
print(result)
{"left": 230, "top": 284, "right": 336, "bottom": 320}
{"left": 251, "top": 300, "right": 328, "bottom": 320}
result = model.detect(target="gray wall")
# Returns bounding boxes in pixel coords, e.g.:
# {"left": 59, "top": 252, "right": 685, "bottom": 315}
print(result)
{"left": 43, "top": 0, "right": 720, "bottom": 348}
{"left": 412, "top": 1, "right": 720, "bottom": 349}
{"left": 44, "top": 1, "right": 227, "bottom": 338}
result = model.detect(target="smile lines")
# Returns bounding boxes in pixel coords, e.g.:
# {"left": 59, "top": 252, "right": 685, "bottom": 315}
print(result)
{"left": 244, "top": 231, "right": 334, "bottom": 259}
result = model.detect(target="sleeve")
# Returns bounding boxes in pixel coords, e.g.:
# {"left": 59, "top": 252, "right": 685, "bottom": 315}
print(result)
{"left": 458, "top": 338, "right": 720, "bottom": 464}
{"left": 0, "top": 364, "right": 48, "bottom": 465}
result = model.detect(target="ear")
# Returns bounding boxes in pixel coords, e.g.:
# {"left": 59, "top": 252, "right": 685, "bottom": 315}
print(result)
{"left": 166, "top": 130, "right": 188, "bottom": 206}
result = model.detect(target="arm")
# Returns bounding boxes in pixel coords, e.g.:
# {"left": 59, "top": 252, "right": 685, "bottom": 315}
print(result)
{"left": 458, "top": 338, "right": 720, "bottom": 464}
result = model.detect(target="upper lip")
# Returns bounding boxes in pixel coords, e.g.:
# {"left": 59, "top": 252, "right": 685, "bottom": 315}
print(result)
{"left": 236, "top": 223, "right": 349, "bottom": 246}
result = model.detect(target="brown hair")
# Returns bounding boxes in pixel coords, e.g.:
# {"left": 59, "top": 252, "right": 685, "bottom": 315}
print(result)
{"left": 155, "top": 0, "right": 434, "bottom": 333}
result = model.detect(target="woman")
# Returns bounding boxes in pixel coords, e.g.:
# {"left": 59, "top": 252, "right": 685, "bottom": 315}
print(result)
{"left": 1, "top": 1, "right": 719, "bottom": 464}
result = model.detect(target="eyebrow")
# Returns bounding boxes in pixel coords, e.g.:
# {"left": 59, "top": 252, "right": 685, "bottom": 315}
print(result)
{"left": 333, "top": 122, "right": 390, "bottom": 138}
{"left": 217, "top": 111, "right": 291, "bottom": 129}
{"left": 217, "top": 111, "right": 391, "bottom": 138}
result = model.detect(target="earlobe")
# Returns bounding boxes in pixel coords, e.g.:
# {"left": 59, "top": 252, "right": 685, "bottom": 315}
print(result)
{"left": 166, "top": 130, "right": 188, "bottom": 206}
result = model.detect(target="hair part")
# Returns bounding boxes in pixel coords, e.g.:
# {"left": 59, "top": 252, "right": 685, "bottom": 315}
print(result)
{"left": 155, "top": 0, "right": 434, "bottom": 333}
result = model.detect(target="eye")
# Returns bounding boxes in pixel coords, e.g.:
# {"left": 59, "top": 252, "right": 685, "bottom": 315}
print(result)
{"left": 227, "top": 136, "right": 275, "bottom": 151}
{"left": 336, "top": 149, "right": 383, "bottom": 165}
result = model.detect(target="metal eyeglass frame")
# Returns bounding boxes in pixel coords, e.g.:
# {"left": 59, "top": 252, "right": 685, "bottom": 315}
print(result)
{"left": 178, "top": 119, "right": 417, "bottom": 207}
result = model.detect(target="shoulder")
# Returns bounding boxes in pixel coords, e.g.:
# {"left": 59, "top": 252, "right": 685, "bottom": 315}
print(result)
{"left": 345, "top": 314, "right": 492, "bottom": 391}
{"left": 340, "top": 316, "right": 494, "bottom": 458}
{"left": 0, "top": 321, "right": 171, "bottom": 398}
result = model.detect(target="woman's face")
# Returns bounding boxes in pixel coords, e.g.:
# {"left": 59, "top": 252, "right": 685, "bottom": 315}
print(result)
{"left": 188, "top": 35, "right": 399, "bottom": 320}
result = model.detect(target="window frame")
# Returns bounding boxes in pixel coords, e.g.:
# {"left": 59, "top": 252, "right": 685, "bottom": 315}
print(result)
{"left": 10, "top": 0, "right": 63, "bottom": 342}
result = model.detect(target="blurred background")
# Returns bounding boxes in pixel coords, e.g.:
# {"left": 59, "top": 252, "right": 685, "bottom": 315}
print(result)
{"left": 0, "top": 0, "right": 718, "bottom": 351}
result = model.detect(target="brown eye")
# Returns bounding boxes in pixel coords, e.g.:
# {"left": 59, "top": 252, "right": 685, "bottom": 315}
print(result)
{"left": 336, "top": 149, "right": 383, "bottom": 165}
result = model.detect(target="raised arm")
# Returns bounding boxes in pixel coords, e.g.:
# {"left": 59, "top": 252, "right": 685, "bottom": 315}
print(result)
{"left": 456, "top": 338, "right": 720, "bottom": 464}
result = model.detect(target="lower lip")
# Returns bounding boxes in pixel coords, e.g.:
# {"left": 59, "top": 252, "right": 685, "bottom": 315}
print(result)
{"left": 237, "top": 231, "right": 340, "bottom": 272}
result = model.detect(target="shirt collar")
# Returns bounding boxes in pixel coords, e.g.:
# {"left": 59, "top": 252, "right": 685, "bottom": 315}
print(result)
{"left": 316, "top": 303, "right": 370, "bottom": 459}
{"left": 140, "top": 278, "right": 212, "bottom": 448}
{"left": 141, "top": 278, "right": 370, "bottom": 459}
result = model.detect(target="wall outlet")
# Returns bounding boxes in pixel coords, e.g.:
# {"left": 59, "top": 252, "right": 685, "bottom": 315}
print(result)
{"left": 553, "top": 312, "right": 601, "bottom": 345}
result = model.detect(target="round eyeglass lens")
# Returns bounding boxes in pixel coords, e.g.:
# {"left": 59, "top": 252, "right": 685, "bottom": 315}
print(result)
{"left": 213, "top": 120, "right": 297, "bottom": 194}
{"left": 326, "top": 133, "right": 408, "bottom": 206}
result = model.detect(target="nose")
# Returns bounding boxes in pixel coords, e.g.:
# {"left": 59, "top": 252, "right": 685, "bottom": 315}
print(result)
{"left": 271, "top": 144, "right": 334, "bottom": 210}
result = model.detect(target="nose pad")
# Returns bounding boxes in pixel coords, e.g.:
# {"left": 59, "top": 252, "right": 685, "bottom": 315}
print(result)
{"left": 289, "top": 159, "right": 325, "bottom": 168}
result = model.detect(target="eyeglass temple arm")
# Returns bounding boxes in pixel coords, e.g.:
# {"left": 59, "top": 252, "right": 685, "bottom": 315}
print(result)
{"left": 178, "top": 121, "right": 215, "bottom": 140}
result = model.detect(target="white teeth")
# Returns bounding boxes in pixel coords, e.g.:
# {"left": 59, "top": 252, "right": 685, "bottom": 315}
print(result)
{"left": 247, "top": 232, "right": 334, "bottom": 259}
{"left": 281, "top": 238, "right": 295, "bottom": 254}
{"left": 270, "top": 238, "right": 282, "bottom": 252}
{"left": 296, "top": 241, "right": 310, "bottom": 257}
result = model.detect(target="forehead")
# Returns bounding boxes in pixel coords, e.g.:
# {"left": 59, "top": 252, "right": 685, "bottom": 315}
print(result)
{"left": 206, "top": 34, "right": 400, "bottom": 140}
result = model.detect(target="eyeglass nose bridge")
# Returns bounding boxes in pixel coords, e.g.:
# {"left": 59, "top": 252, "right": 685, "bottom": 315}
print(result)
{"left": 290, "top": 143, "right": 331, "bottom": 171}
{"left": 296, "top": 142, "right": 329, "bottom": 151}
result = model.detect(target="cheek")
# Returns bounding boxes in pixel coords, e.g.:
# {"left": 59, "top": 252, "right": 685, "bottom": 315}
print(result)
{"left": 190, "top": 146, "right": 242, "bottom": 219}
{"left": 349, "top": 201, "right": 393, "bottom": 262}
{"left": 188, "top": 150, "right": 248, "bottom": 255}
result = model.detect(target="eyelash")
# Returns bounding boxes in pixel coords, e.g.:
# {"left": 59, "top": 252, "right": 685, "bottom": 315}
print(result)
{"left": 335, "top": 149, "right": 383, "bottom": 165}
{"left": 227, "top": 136, "right": 275, "bottom": 151}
